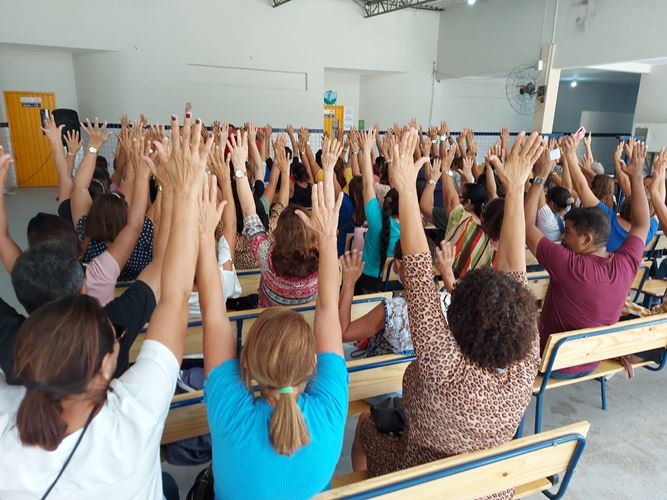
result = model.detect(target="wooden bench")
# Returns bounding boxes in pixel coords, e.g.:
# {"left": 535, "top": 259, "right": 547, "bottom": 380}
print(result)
{"left": 162, "top": 352, "right": 414, "bottom": 445}
{"left": 318, "top": 421, "right": 590, "bottom": 500}
{"left": 532, "top": 314, "right": 667, "bottom": 434}
{"left": 130, "top": 292, "right": 391, "bottom": 363}
{"left": 236, "top": 268, "right": 261, "bottom": 296}
{"left": 644, "top": 230, "right": 667, "bottom": 261}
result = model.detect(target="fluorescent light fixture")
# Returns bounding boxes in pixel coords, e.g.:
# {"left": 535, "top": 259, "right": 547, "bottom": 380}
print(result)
{"left": 538, "top": 59, "right": 544, "bottom": 71}
{"left": 467, "top": 0, "right": 476, "bottom": 5}
{"left": 570, "top": 81, "right": 578, "bottom": 88}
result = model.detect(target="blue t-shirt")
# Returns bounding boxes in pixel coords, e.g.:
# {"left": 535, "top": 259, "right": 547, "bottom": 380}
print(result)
{"left": 362, "top": 198, "right": 400, "bottom": 279}
{"left": 204, "top": 353, "right": 349, "bottom": 500}
{"left": 337, "top": 194, "right": 355, "bottom": 256}
{"left": 597, "top": 202, "right": 658, "bottom": 252}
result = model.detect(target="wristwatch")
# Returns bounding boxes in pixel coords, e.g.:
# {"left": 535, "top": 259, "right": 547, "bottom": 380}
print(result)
{"left": 234, "top": 169, "right": 246, "bottom": 179}
{"left": 431, "top": 139, "right": 437, "bottom": 144}
{"left": 440, "top": 135, "right": 448, "bottom": 141}
{"left": 533, "top": 176, "right": 545, "bottom": 185}
{"left": 88, "top": 146, "right": 98, "bottom": 154}
{"left": 428, "top": 179, "right": 437, "bottom": 185}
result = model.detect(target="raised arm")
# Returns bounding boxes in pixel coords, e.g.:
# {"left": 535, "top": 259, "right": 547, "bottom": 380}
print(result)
{"left": 0, "top": 149, "right": 21, "bottom": 273}
{"left": 71, "top": 119, "right": 112, "bottom": 225}
{"left": 493, "top": 132, "right": 544, "bottom": 272}
{"left": 360, "top": 128, "right": 377, "bottom": 204}
{"left": 145, "top": 112, "right": 213, "bottom": 362}
{"left": 106, "top": 136, "right": 150, "bottom": 269}
{"left": 624, "top": 141, "right": 650, "bottom": 241}
{"left": 419, "top": 158, "right": 441, "bottom": 221}
{"left": 210, "top": 144, "right": 237, "bottom": 259}
{"left": 561, "top": 135, "right": 599, "bottom": 208}
{"left": 484, "top": 143, "right": 502, "bottom": 200}
{"left": 228, "top": 130, "right": 256, "bottom": 218}
{"left": 246, "top": 122, "right": 265, "bottom": 182}
{"left": 199, "top": 173, "right": 234, "bottom": 375}
{"left": 441, "top": 143, "right": 460, "bottom": 217}
{"left": 650, "top": 149, "right": 667, "bottom": 232}
{"left": 614, "top": 141, "right": 632, "bottom": 197}
{"left": 274, "top": 136, "right": 292, "bottom": 208}
{"left": 523, "top": 148, "right": 554, "bottom": 256}
{"left": 434, "top": 241, "right": 456, "bottom": 292}
{"left": 41, "top": 115, "right": 69, "bottom": 202}
{"left": 296, "top": 163, "right": 344, "bottom": 356}
{"left": 63, "top": 129, "right": 82, "bottom": 188}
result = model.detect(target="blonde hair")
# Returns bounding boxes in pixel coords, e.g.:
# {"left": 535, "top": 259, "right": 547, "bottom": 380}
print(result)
{"left": 240, "top": 309, "right": 316, "bottom": 456}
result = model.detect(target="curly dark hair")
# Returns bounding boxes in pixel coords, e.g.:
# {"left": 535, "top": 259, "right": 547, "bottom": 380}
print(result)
{"left": 272, "top": 205, "right": 319, "bottom": 278}
{"left": 379, "top": 188, "right": 399, "bottom": 277}
{"left": 447, "top": 267, "right": 538, "bottom": 369}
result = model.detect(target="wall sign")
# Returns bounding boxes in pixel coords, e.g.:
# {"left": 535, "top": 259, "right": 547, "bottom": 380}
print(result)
{"left": 20, "top": 97, "right": 42, "bottom": 108}
{"left": 324, "top": 90, "right": 337, "bottom": 105}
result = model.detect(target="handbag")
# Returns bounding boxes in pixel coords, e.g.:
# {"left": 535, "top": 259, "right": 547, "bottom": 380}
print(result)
{"left": 370, "top": 397, "right": 406, "bottom": 435}
{"left": 186, "top": 465, "right": 215, "bottom": 500}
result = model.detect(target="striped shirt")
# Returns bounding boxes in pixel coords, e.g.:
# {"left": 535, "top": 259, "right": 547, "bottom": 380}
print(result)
{"left": 243, "top": 206, "right": 318, "bottom": 308}
{"left": 444, "top": 204, "right": 495, "bottom": 278}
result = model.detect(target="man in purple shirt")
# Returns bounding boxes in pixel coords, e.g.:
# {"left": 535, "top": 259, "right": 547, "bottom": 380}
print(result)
{"left": 524, "top": 136, "right": 650, "bottom": 376}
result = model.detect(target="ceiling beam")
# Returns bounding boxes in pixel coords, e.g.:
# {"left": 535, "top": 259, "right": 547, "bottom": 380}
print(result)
{"left": 362, "top": 0, "right": 442, "bottom": 18}
{"left": 272, "top": 0, "right": 292, "bottom": 7}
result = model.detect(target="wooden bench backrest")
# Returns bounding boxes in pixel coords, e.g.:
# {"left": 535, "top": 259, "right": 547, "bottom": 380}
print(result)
{"left": 316, "top": 421, "right": 590, "bottom": 500}
{"left": 162, "top": 352, "right": 412, "bottom": 444}
{"left": 237, "top": 269, "right": 261, "bottom": 295}
{"left": 540, "top": 314, "right": 667, "bottom": 372}
{"left": 130, "top": 292, "right": 391, "bottom": 363}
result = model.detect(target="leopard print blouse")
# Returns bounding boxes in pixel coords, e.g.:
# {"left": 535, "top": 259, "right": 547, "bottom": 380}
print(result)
{"left": 359, "top": 251, "right": 540, "bottom": 500}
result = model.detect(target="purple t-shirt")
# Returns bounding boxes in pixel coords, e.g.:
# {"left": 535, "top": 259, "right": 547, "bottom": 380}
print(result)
{"left": 537, "top": 235, "right": 644, "bottom": 374}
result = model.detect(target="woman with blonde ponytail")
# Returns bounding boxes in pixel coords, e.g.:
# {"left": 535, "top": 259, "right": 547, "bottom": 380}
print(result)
{"left": 203, "top": 137, "right": 349, "bottom": 499}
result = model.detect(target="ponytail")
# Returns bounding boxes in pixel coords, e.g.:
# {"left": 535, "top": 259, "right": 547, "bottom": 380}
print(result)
{"left": 17, "top": 389, "right": 67, "bottom": 451}
{"left": 269, "top": 391, "right": 310, "bottom": 456}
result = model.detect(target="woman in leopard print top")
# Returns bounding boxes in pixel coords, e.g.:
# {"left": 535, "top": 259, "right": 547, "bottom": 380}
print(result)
{"left": 352, "top": 130, "right": 543, "bottom": 499}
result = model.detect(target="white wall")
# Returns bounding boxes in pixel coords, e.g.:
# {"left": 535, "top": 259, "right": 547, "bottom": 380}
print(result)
{"left": 0, "top": 0, "right": 439, "bottom": 128}
{"left": 553, "top": 80, "right": 639, "bottom": 133}
{"left": 437, "top": 0, "right": 667, "bottom": 76}
{"left": 324, "top": 69, "right": 360, "bottom": 125}
{"left": 634, "top": 65, "right": 667, "bottom": 124}
{"left": 431, "top": 77, "right": 533, "bottom": 132}
{"left": 0, "top": 46, "right": 78, "bottom": 121}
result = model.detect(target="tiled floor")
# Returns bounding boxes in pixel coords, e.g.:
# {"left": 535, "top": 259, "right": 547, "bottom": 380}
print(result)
{"left": 6, "top": 188, "right": 667, "bottom": 499}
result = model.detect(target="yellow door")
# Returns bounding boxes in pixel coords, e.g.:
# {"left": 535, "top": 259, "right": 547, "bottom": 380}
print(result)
{"left": 324, "top": 105, "right": 345, "bottom": 138}
{"left": 3, "top": 91, "right": 58, "bottom": 187}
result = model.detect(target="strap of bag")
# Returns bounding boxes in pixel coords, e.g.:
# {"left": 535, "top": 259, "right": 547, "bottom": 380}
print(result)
{"left": 41, "top": 404, "right": 98, "bottom": 500}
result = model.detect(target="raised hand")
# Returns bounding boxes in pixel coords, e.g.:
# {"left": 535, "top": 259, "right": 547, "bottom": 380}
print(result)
{"left": 653, "top": 147, "right": 667, "bottom": 175}
{"left": 64, "top": 130, "right": 82, "bottom": 155}
{"left": 81, "top": 118, "right": 112, "bottom": 150}
{"left": 622, "top": 140, "right": 647, "bottom": 179}
{"left": 340, "top": 249, "right": 364, "bottom": 286}
{"left": 148, "top": 112, "right": 213, "bottom": 192}
{"left": 209, "top": 144, "right": 231, "bottom": 184}
{"left": 0, "top": 146, "right": 14, "bottom": 187}
{"left": 41, "top": 114, "right": 64, "bottom": 145}
{"left": 295, "top": 181, "right": 343, "bottom": 240}
{"left": 615, "top": 141, "right": 624, "bottom": 163}
{"left": 459, "top": 156, "right": 474, "bottom": 183}
{"left": 533, "top": 145, "right": 556, "bottom": 179}
{"left": 361, "top": 128, "right": 376, "bottom": 156}
{"left": 119, "top": 114, "right": 130, "bottom": 130}
{"left": 583, "top": 131, "right": 592, "bottom": 149}
{"left": 246, "top": 122, "right": 258, "bottom": 143}
{"left": 321, "top": 136, "right": 344, "bottom": 173}
{"left": 624, "top": 137, "right": 636, "bottom": 160}
{"left": 273, "top": 137, "right": 291, "bottom": 176}
{"left": 219, "top": 123, "right": 230, "bottom": 150}
{"left": 438, "top": 121, "right": 450, "bottom": 137}
{"left": 428, "top": 126, "right": 438, "bottom": 141}
{"left": 580, "top": 153, "right": 594, "bottom": 173}
{"left": 493, "top": 131, "right": 544, "bottom": 191}
{"left": 199, "top": 172, "right": 226, "bottom": 238}
{"left": 500, "top": 127, "right": 510, "bottom": 144}
{"left": 389, "top": 128, "right": 430, "bottom": 193}
{"left": 425, "top": 157, "right": 441, "bottom": 182}
{"left": 442, "top": 143, "right": 458, "bottom": 174}
{"left": 435, "top": 240, "right": 456, "bottom": 279}
{"left": 226, "top": 129, "right": 249, "bottom": 173}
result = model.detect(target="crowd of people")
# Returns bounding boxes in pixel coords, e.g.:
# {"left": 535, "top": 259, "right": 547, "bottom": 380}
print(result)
{"left": 0, "top": 105, "right": 663, "bottom": 500}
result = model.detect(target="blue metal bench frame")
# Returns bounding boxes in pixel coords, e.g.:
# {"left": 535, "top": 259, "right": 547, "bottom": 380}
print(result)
{"left": 330, "top": 431, "right": 587, "bottom": 500}
{"left": 533, "top": 317, "right": 667, "bottom": 434}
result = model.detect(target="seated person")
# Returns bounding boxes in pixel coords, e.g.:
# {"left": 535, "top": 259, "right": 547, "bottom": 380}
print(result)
{"left": 353, "top": 130, "right": 541, "bottom": 500}
{"left": 0, "top": 111, "right": 204, "bottom": 500}
{"left": 232, "top": 131, "right": 319, "bottom": 307}
{"left": 338, "top": 241, "right": 452, "bottom": 358}
{"left": 70, "top": 120, "right": 154, "bottom": 281}
{"left": 568, "top": 135, "right": 657, "bottom": 251}
{"left": 525, "top": 137, "right": 650, "bottom": 377}
{"left": 536, "top": 186, "right": 574, "bottom": 242}
{"left": 202, "top": 164, "right": 347, "bottom": 499}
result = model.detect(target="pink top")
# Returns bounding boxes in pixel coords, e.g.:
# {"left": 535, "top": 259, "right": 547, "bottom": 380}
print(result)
{"left": 85, "top": 250, "right": 121, "bottom": 306}
{"left": 537, "top": 235, "right": 643, "bottom": 374}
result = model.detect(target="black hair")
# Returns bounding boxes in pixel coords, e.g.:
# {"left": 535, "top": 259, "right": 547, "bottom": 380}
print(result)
{"left": 461, "top": 183, "right": 487, "bottom": 217}
{"left": 315, "top": 149, "right": 322, "bottom": 168}
{"left": 27, "top": 213, "right": 80, "bottom": 257}
{"left": 547, "top": 186, "right": 573, "bottom": 210}
{"left": 291, "top": 161, "right": 310, "bottom": 183}
{"left": 564, "top": 206, "right": 611, "bottom": 246}
{"left": 480, "top": 197, "right": 505, "bottom": 241}
{"left": 379, "top": 188, "right": 399, "bottom": 276}
{"left": 11, "top": 241, "right": 85, "bottom": 314}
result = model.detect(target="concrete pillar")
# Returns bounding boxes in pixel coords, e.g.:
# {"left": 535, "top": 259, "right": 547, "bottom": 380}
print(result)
{"left": 532, "top": 44, "right": 560, "bottom": 134}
